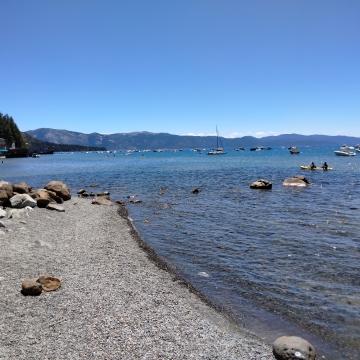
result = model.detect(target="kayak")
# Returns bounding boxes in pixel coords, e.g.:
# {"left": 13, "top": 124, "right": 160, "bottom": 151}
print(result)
{"left": 300, "top": 166, "right": 333, "bottom": 170}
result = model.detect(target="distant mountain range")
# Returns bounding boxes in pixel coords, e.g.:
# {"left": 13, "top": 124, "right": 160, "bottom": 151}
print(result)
{"left": 25, "top": 128, "right": 360, "bottom": 150}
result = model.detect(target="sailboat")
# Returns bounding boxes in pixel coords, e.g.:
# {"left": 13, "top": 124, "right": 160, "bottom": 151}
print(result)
{"left": 207, "top": 127, "right": 227, "bottom": 155}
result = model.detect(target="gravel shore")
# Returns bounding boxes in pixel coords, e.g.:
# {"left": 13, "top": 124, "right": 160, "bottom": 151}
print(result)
{"left": 0, "top": 197, "right": 275, "bottom": 359}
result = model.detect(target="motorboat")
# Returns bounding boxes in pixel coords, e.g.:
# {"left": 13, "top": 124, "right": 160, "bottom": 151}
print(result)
{"left": 355, "top": 144, "right": 360, "bottom": 153}
{"left": 334, "top": 147, "right": 356, "bottom": 156}
{"left": 289, "top": 146, "right": 300, "bottom": 154}
{"left": 207, "top": 127, "right": 227, "bottom": 155}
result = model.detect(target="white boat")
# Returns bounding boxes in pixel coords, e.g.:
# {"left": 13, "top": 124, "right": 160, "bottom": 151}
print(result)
{"left": 32, "top": 154, "right": 41, "bottom": 158}
{"left": 207, "top": 127, "right": 227, "bottom": 155}
{"left": 334, "top": 146, "right": 356, "bottom": 156}
{"left": 289, "top": 146, "right": 300, "bottom": 154}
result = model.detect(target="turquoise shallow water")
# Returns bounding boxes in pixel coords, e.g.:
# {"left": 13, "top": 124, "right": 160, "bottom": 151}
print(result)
{"left": 2, "top": 146, "right": 360, "bottom": 359}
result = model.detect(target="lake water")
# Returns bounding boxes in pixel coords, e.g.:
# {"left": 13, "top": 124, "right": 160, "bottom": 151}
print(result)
{"left": 2, "top": 146, "right": 360, "bottom": 359}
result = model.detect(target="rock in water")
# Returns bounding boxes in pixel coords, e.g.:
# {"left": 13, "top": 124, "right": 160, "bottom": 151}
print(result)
{"left": 37, "top": 274, "right": 61, "bottom": 291}
{"left": 22, "top": 279, "right": 42, "bottom": 296}
{"left": 44, "top": 181, "right": 71, "bottom": 201}
{"left": 9, "top": 194, "right": 37, "bottom": 208}
{"left": 283, "top": 177, "right": 309, "bottom": 187}
{"left": 250, "top": 179, "right": 272, "bottom": 189}
{"left": 272, "top": 336, "right": 316, "bottom": 360}
{"left": 91, "top": 197, "right": 113, "bottom": 206}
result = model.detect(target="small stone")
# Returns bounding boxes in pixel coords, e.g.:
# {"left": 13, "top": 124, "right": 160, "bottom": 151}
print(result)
{"left": 22, "top": 279, "right": 42, "bottom": 296}
{"left": 91, "top": 198, "right": 113, "bottom": 206}
{"left": 134, "top": 199, "right": 142, "bottom": 204}
{"left": 20, "top": 221, "right": 27, "bottom": 224}
{"left": 0, "top": 221, "right": 5, "bottom": 227}
{"left": 77, "top": 189, "right": 86, "bottom": 194}
{"left": 46, "top": 204, "right": 65, "bottom": 212}
{"left": 37, "top": 274, "right": 61, "bottom": 291}
{"left": 0, "top": 208, "right": 6, "bottom": 218}
{"left": 192, "top": 188, "right": 199, "bottom": 194}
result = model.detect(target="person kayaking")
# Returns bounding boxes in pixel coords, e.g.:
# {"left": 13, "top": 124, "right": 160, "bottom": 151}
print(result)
{"left": 310, "top": 162, "right": 316, "bottom": 170}
{"left": 322, "top": 162, "right": 329, "bottom": 170}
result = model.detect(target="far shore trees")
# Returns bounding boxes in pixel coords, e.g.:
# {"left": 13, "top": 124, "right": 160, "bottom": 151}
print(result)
{"left": 0, "top": 112, "right": 25, "bottom": 148}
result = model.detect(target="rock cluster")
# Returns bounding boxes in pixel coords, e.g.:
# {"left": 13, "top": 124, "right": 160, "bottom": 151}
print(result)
{"left": 248, "top": 176, "right": 310, "bottom": 189}
{"left": 21, "top": 274, "right": 61, "bottom": 296}
{"left": 0, "top": 180, "right": 71, "bottom": 210}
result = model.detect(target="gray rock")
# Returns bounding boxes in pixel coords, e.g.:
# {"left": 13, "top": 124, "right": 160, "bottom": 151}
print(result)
{"left": 21, "top": 279, "right": 42, "bottom": 296}
{"left": 46, "top": 204, "right": 65, "bottom": 212}
{"left": 0, "top": 208, "right": 6, "bottom": 218}
{"left": 250, "top": 179, "right": 272, "bottom": 189}
{"left": 283, "top": 177, "right": 309, "bottom": 187}
{"left": 9, "top": 194, "right": 37, "bottom": 208}
{"left": 0, "top": 221, "right": 5, "bottom": 227}
{"left": 272, "top": 336, "right": 316, "bottom": 360}
{"left": 77, "top": 189, "right": 86, "bottom": 194}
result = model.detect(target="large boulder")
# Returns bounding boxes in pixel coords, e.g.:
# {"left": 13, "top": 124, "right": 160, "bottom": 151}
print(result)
{"left": 0, "top": 190, "right": 9, "bottom": 206}
{"left": 9, "top": 194, "right": 37, "bottom": 208}
{"left": 0, "top": 181, "right": 13, "bottom": 199}
{"left": 272, "top": 336, "right": 316, "bottom": 360}
{"left": 250, "top": 179, "right": 272, "bottom": 189}
{"left": 283, "top": 176, "right": 309, "bottom": 187}
{"left": 31, "top": 189, "right": 54, "bottom": 208}
{"left": 44, "top": 181, "right": 71, "bottom": 201}
{"left": 12, "top": 181, "right": 32, "bottom": 194}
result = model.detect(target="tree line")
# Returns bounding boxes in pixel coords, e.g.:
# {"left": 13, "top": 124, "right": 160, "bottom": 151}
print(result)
{"left": 0, "top": 112, "right": 25, "bottom": 148}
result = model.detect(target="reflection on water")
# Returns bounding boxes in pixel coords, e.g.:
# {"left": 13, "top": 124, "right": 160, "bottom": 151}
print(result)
{"left": 2, "top": 147, "right": 360, "bottom": 359}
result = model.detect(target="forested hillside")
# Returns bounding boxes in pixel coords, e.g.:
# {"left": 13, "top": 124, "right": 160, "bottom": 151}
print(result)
{"left": 0, "top": 112, "right": 25, "bottom": 148}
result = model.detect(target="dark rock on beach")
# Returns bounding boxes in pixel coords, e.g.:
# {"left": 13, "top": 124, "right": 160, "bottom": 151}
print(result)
{"left": 250, "top": 179, "right": 272, "bottom": 189}
{"left": 21, "top": 279, "right": 42, "bottom": 296}
{"left": 272, "top": 336, "right": 316, "bottom": 360}
{"left": 12, "top": 181, "right": 32, "bottom": 194}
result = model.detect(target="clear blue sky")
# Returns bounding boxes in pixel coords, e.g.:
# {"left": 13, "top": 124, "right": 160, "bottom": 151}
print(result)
{"left": 1, "top": 0, "right": 359, "bottom": 138}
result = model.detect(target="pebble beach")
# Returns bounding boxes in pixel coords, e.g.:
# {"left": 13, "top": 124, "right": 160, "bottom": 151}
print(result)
{"left": 0, "top": 197, "right": 275, "bottom": 359}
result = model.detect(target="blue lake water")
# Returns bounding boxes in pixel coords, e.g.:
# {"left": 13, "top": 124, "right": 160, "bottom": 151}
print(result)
{"left": 2, "top": 146, "right": 360, "bottom": 359}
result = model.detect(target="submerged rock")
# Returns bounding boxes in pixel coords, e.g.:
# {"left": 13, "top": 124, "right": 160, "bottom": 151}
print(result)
{"left": 272, "top": 336, "right": 316, "bottom": 360}
{"left": 283, "top": 176, "right": 310, "bottom": 187}
{"left": 250, "top": 179, "right": 272, "bottom": 189}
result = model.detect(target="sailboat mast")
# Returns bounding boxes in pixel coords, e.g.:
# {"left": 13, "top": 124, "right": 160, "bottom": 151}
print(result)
{"left": 216, "top": 126, "right": 219, "bottom": 148}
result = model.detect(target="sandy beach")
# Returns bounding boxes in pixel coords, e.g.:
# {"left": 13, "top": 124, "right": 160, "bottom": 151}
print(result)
{"left": 0, "top": 197, "right": 275, "bottom": 359}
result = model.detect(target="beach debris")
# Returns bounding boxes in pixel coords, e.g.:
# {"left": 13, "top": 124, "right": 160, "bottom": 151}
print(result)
{"left": 272, "top": 336, "right": 316, "bottom": 360}
{"left": 37, "top": 274, "right": 61, "bottom": 291}
{"left": 192, "top": 188, "right": 200, "bottom": 194}
{"left": 250, "top": 179, "right": 272, "bottom": 189}
{"left": 283, "top": 176, "right": 310, "bottom": 187}
{"left": 21, "top": 279, "right": 42, "bottom": 296}
{"left": 44, "top": 181, "right": 71, "bottom": 201}
{"left": 9, "top": 194, "right": 37, "bottom": 208}
{"left": 91, "top": 197, "right": 113, "bottom": 206}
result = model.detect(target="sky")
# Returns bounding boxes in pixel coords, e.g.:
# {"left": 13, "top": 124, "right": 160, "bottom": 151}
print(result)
{"left": 1, "top": 0, "right": 359, "bottom": 138}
